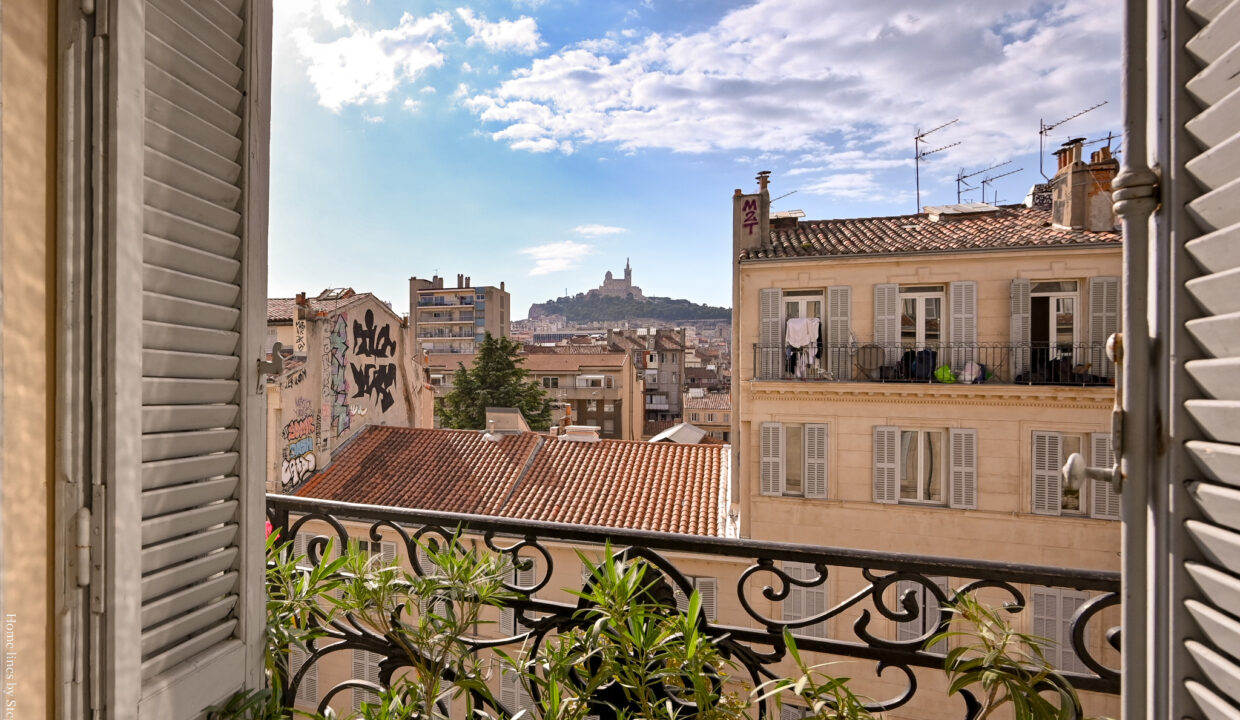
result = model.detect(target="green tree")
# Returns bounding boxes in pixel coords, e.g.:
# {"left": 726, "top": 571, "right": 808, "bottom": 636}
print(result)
{"left": 439, "top": 333, "right": 552, "bottom": 431}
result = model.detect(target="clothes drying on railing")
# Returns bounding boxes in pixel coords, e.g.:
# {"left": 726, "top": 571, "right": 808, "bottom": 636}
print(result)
{"left": 785, "top": 317, "right": 822, "bottom": 378}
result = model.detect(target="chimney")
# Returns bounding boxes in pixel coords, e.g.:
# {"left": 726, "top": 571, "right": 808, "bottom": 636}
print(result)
{"left": 560, "top": 425, "right": 601, "bottom": 442}
{"left": 1049, "top": 138, "right": 1119, "bottom": 231}
{"left": 457, "top": 273, "right": 464, "bottom": 288}
{"left": 465, "top": 276, "right": 471, "bottom": 288}
{"left": 483, "top": 407, "right": 531, "bottom": 435}
{"left": 732, "top": 172, "right": 771, "bottom": 259}
{"left": 500, "top": 281, "right": 505, "bottom": 291}
{"left": 432, "top": 274, "right": 443, "bottom": 289}
{"left": 295, "top": 292, "right": 307, "bottom": 306}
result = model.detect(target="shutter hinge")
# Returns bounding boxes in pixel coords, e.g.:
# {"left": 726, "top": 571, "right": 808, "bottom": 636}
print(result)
{"left": 257, "top": 343, "right": 285, "bottom": 392}
{"left": 89, "top": 484, "right": 105, "bottom": 612}
{"left": 75, "top": 507, "right": 92, "bottom": 587}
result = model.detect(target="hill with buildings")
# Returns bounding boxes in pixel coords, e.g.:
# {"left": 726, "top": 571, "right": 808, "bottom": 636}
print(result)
{"left": 528, "top": 293, "right": 731, "bottom": 322}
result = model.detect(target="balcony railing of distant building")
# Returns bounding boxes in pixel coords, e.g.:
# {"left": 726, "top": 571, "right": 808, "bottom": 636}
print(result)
{"left": 418, "top": 296, "right": 475, "bottom": 307}
{"left": 418, "top": 330, "right": 478, "bottom": 340}
{"left": 267, "top": 495, "right": 1120, "bottom": 720}
{"left": 751, "top": 342, "right": 1114, "bottom": 386}
{"left": 419, "top": 312, "right": 475, "bottom": 323}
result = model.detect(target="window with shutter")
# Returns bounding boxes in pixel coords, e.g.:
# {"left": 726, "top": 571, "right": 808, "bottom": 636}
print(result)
{"left": 1088, "top": 277, "right": 1120, "bottom": 378}
{"left": 804, "top": 424, "right": 828, "bottom": 499}
{"left": 1090, "top": 433, "right": 1120, "bottom": 520}
{"left": 949, "top": 429, "right": 977, "bottom": 510}
{"left": 760, "top": 422, "right": 784, "bottom": 496}
{"left": 97, "top": 1, "right": 271, "bottom": 717}
{"left": 895, "top": 576, "right": 949, "bottom": 652}
{"left": 1031, "top": 587, "right": 1090, "bottom": 674}
{"left": 500, "top": 666, "right": 534, "bottom": 715}
{"left": 1010, "top": 278, "right": 1031, "bottom": 375}
{"left": 783, "top": 562, "right": 826, "bottom": 638}
{"left": 1031, "top": 431, "right": 1063, "bottom": 515}
{"left": 874, "top": 284, "right": 899, "bottom": 363}
{"left": 872, "top": 426, "right": 898, "bottom": 504}
{"left": 949, "top": 281, "right": 977, "bottom": 371}
{"left": 500, "top": 558, "right": 537, "bottom": 635}
{"left": 352, "top": 649, "right": 383, "bottom": 713}
{"left": 289, "top": 645, "right": 317, "bottom": 706}
{"left": 827, "top": 286, "right": 852, "bottom": 379}
{"left": 758, "top": 288, "right": 782, "bottom": 379}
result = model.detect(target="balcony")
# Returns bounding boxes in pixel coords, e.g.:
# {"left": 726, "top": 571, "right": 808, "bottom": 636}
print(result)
{"left": 752, "top": 342, "right": 1114, "bottom": 386}
{"left": 266, "top": 495, "right": 1121, "bottom": 719}
{"left": 418, "top": 296, "right": 475, "bottom": 307}
{"left": 419, "top": 312, "right": 475, "bottom": 323}
{"left": 418, "top": 330, "right": 477, "bottom": 340}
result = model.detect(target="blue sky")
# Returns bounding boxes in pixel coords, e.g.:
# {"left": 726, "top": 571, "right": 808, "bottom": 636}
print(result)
{"left": 269, "top": 0, "right": 1121, "bottom": 318}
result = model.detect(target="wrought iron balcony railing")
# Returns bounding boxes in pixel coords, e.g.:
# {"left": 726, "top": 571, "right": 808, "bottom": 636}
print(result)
{"left": 266, "top": 495, "right": 1120, "bottom": 719}
{"left": 752, "top": 342, "right": 1114, "bottom": 386}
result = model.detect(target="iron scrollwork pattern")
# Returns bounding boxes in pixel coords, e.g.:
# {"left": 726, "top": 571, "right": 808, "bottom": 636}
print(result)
{"left": 267, "top": 495, "right": 1120, "bottom": 719}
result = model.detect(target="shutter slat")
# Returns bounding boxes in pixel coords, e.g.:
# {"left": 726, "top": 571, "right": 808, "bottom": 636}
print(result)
{"left": 143, "top": 263, "right": 239, "bottom": 307}
{"left": 143, "top": 453, "right": 237, "bottom": 491}
{"left": 143, "top": 525, "right": 238, "bottom": 574}
{"left": 145, "top": 93, "right": 242, "bottom": 170}
{"left": 1185, "top": 39, "right": 1240, "bottom": 106}
{"left": 1186, "top": 680, "right": 1240, "bottom": 720}
{"left": 1190, "top": 441, "right": 1240, "bottom": 487}
{"left": 1188, "top": 222, "right": 1240, "bottom": 276}
{"left": 143, "top": 378, "right": 238, "bottom": 405}
{"left": 141, "top": 595, "right": 237, "bottom": 658}
{"left": 1189, "top": 312, "right": 1240, "bottom": 359}
{"left": 142, "top": 548, "right": 238, "bottom": 602}
{"left": 168, "top": 0, "right": 244, "bottom": 40}
{"left": 143, "top": 404, "right": 237, "bottom": 433}
{"left": 1187, "top": 561, "right": 1240, "bottom": 620}
{"left": 1188, "top": 640, "right": 1240, "bottom": 705}
{"left": 144, "top": 147, "right": 241, "bottom": 216}
{"left": 144, "top": 235, "right": 239, "bottom": 284}
{"left": 150, "top": 0, "right": 243, "bottom": 59}
{"left": 146, "top": 62, "right": 241, "bottom": 136}
{"left": 1188, "top": 0, "right": 1231, "bottom": 23}
{"left": 1189, "top": 599, "right": 1240, "bottom": 665}
{"left": 142, "top": 501, "right": 237, "bottom": 546}
{"left": 1187, "top": 130, "right": 1240, "bottom": 191}
{"left": 145, "top": 120, "right": 241, "bottom": 188}
{"left": 1187, "top": 400, "right": 1240, "bottom": 443}
{"left": 143, "top": 349, "right": 239, "bottom": 379}
{"left": 145, "top": 203, "right": 240, "bottom": 253}
{"left": 146, "top": 1, "right": 242, "bottom": 85}
{"left": 140, "top": 623, "right": 238, "bottom": 682}
{"left": 143, "top": 321, "right": 239, "bottom": 356}
{"left": 144, "top": 291, "right": 239, "bottom": 331}
{"left": 145, "top": 177, "right": 240, "bottom": 233}
{"left": 1189, "top": 183, "right": 1240, "bottom": 235}
{"left": 145, "top": 32, "right": 242, "bottom": 114}
{"left": 143, "top": 572, "right": 238, "bottom": 628}
{"left": 1189, "top": 265, "right": 1240, "bottom": 316}
{"left": 1191, "top": 359, "right": 1240, "bottom": 400}
{"left": 1187, "top": 81, "right": 1240, "bottom": 149}
{"left": 142, "top": 476, "right": 238, "bottom": 517}
{"left": 1192, "top": 482, "right": 1240, "bottom": 533}
{"left": 1187, "top": 519, "right": 1240, "bottom": 572}
{"left": 141, "top": 429, "right": 238, "bottom": 463}
{"left": 1187, "top": 0, "right": 1240, "bottom": 64}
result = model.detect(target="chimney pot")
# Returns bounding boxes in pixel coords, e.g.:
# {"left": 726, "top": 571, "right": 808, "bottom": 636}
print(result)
{"left": 465, "top": 276, "right": 471, "bottom": 288}
{"left": 756, "top": 170, "right": 771, "bottom": 192}
{"left": 457, "top": 274, "right": 464, "bottom": 288}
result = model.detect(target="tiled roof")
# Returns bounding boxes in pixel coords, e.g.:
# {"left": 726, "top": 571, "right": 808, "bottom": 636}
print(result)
{"left": 293, "top": 425, "right": 733, "bottom": 537}
{"left": 739, "top": 205, "right": 1120, "bottom": 261}
{"left": 684, "top": 394, "right": 731, "bottom": 411}
{"left": 267, "top": 293, "right": 377, "bottom": 323}
{"left": 521, "top": 353, "right": 629, "bottom": 372}
{"left": 522, "top": 345, "right": 615, "bottom": 355}
{"left": 685, "top": 367, "right": 719, "bottom": 380}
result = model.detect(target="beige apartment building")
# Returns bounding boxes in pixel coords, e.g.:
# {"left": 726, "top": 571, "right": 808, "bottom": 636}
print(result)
{"left": 409, "top": 273, "right": 511, "bottom": 355}
{"left": 684, "top": 392, "right": 732, "bottom": 442}
{"left": 521, "top": 348, "right": 646, "bottom": 440}
{"left": 264, "top": 291, "right": 433, "bottom": 493}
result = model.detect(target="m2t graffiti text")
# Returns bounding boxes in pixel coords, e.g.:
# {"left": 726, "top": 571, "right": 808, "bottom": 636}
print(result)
{"left": 350, "top": 309, "right": 397, "bottom": 412}
{"left": 281, "top": 398, "right": 317, "bottom": 487}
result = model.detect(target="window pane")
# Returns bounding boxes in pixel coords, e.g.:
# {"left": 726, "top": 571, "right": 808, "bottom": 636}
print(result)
{"left": 899, "top": 430, "right": 918, "bottom": 499}
{"left": 785, "top": 425, "right": 803, "bottom": 495}
{"left": 807, "top": 300, "right": 822, "bottom": 319}
{"left": 785, "top": 301, "right": 800, "bottom": 319}
{"left": 924, "top": 298, "right": 941, "bottom": 344}
{"left": 901, "top": 299, "right": 918, "bottom": 346}
{"left": 1055, "top": 298, "right": 1075, "bottom": 347}
{"left": 924, "top": 432, "right": 944, "bottom": 502}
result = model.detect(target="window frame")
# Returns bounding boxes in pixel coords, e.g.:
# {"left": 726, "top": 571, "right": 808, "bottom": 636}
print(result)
{"left": 897, "top": 428, "right": 948, "bottom": 505}
{"left": 1030, "top": 281, "right": 1081, "bottom": 356}
{"left": 899, "top": 286, "right": 945, "bottom": 350}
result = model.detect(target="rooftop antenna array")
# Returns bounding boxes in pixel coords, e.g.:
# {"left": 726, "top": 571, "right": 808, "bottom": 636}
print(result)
{"left": 914, "top": 118, "right": 961, "bottom": 212}
{"left": 956, "top": 160, "right": 1012, "bottom": 203}
{"left": 1039, "top": 101, "right": 1107, "bottom": 179}
{"left": 980, "top": 166, "right": 1023, "bottom": 205}
{"left": 771, "top": 190, "right": 798, "bottom": 204}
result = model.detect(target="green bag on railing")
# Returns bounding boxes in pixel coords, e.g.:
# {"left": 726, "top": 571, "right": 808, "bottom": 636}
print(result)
{"left": 935, "top": 365, "right": 957, "bottom": 384}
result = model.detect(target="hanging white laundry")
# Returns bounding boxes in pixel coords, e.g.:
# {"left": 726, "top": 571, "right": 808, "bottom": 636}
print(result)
{"left": 785, "top": 318, "right": 819, "bottom": 348}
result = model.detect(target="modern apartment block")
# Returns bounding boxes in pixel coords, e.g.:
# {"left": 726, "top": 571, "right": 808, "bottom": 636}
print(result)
{"left": 608, "top": 328, "right": 688, "bottom": 423}
{"left": 408, "top": 274, "right": 511, "bottom": 355}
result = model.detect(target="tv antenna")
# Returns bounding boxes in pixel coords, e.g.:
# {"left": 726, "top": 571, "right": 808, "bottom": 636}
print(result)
{"left": 1039, "top": 101, "right": 1107, "bottom": 179}
{"left": 772, "top": 190, "right": 798, "bottom": 204}
{"left": 956, "top": 161, "right": 1011, "bottom": 203}
{"left": 914, "top": 119, "right": 960, "bottom": 212}
{"left": 980, "top": 167, "right": 1023, "bottom": 205}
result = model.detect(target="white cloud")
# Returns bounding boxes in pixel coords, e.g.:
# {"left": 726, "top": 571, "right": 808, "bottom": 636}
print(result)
{"left": 457, "top": 8, "right": 544, "bottom": 54}
{"left": 462, "top": 0, "right": 1121, "bottom": 177}
{"left": 572, "top": 224, "right": 627, "bottom": 237}
{"left": 420, "top": 86, "right": 438, "bottom": 94}
{"left": 801, "top": 173, "right": 881, "bottom": 199}
{"left": 519, "top": 240, "right": 594, "bottom": 275}
{"left": 363, "top": 113, "right": 385, "bottom": 123}
{"left": 513, "top": 0, "right": 549, "bottom": 7}
{"left": 402, "top": 98, "right": 421, "bottom": 113}
{"left": 288, "top": 10, "right": 455, "bottom": 111}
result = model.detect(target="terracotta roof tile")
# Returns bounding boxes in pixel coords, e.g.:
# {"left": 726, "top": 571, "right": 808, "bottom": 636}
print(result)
{"left": 684, "top": 394, "right": 731, "bottom": 411}
{"left": 520, "top": 353, "right": 629, "bottom": 372}
{"left": 740, "top": 205, "right": 1120, "bottom": 261}
{"left": 267, "top": 292, "right": 377, "bottom": 323}
{"left": 293, "top": 426, "right": 732, "bottom": 537}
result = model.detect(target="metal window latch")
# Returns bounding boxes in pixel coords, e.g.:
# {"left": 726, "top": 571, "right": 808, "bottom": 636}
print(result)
{"left": 1063, "top": 333, "right": 1124, "bottom": 494}
{"left": 257, "top": 342, "right": 284, "bottom": 392}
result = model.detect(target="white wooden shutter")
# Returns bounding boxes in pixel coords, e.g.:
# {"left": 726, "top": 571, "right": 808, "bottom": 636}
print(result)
{"left": 1173, "top": 2, "right": 1240, "bottom": 715}
{"left": 758, "top": 288, "right": 783, "bottom": 379}
{"left": 1090, "top": 432, "right": 1120, "bottom": 520}
{"left": 380, "top": 541, "right": 397, "bottom": 566}
{"left": 785, "top": 562, "right": 826, "bottom": 639}
{"left": 949, "top": 429, "right": 977, "bottom": 510}
{"left": 352, "top": 649, "right": 382, "bottom": 712}
{"left": 781, "top": 705, "right": 807, "bottom": 720}
{"left": 1088, "top": 276, "right": 1120, "bottom": 378}
{"left": 500, "top": 558, "right": 537, "bottom": 635}
{"left": 760, "top": 422, "right": 785, "bottom": 496}
{"left": 696, "top": 577, "right": 718, "bottom": 622}
{"left": 949, "top": 281, "right": 978, "bottom": 371}
{"left": 500, "top": 667, "right": 535, "bottom": 715}
{"left": 873, "top": 426, "right": 898, "bottom": 504}
{"left": 1031, "top": 431, "right": 1062, "bottom": 515}
{"left": 289, "top": 645, "right": 316, "bottom": 706}
{"left": 1031, "top": 586, "right": 1058, "bottom": 658}
{"left": 1010, "top": 278, "right": 1031, "bottom": 376}
{"left": 874, "top": 284, "right": 899, "bottom": 363}
{"left": 1058, "top": 590, "right": 1089, "bottom": 674}
{"left": 673, "top": 582, "right": 691, "bottom": 613}
{"left": 99, "top": 1, "right": 271, "bottom": 716}
{"left": 827, "top": 286, "right": 852, "bottom": 379}
{"left": 804, "top": 424, "right": 828, "bottom": 499}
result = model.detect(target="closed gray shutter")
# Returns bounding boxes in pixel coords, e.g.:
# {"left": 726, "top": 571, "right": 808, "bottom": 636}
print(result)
{"left": 500, "top": 559, "right": 537, "bottom": 635}
{"left": 1089, "top": 276, "right": 1120, "bottom": 378}
{"left": 1010, "top": 278, "right": 1031, "bottom": 376}
{"left": 949, "top": 428, "right": 977, "bottom": 510}
{"left": 696, "top": 577, "right": 718, "bottom": 621}
{"left": 1179, "top": 0, "right": 1240, "bottom": 714}
{"left": 289, "top": 645, "right": 316, "bottom": 706}
{"left": 352, "top": 649, "right": 382, "bottom": 712}
{"left": 759, "top": 288, "right": 782, "bottom": 379}
{"left": 949, "top": 281, "right": 977, "bottom": 371}
{"left": 827, "top": 286, "right": 852, "bottom": 379}
{"left": 804, "top": 424, "right": 828, "bottom": 499}
{"left": 760, "top": 422, "right": 784, "bottom": 496}
{"left": 872, "top": 426, "right": 898, "bottom": 504}
{"left": 100, "top": 0, "right": 271, "bottom": 717}
{"left": 1031, "top": 431, "right": 1062, "bottom": 515}
{"left": 784, "top": 562, "right": 826, "bottom": 638}
{"left": 1090, "top": 432, "right": 1120, "bottom": 520}
{"left": 874, "top": 284, "right": 899, "bottom": 363}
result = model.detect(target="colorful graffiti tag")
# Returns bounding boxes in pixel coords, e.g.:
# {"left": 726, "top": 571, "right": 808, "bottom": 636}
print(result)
{"left": 327, "top": 314, "right": 351, "bottom": 436}
{"left": 350, "top": 309, "right": 398, "bottom": 412}
{"left": 281, "top": 397, "right": 318, "bottom": 487}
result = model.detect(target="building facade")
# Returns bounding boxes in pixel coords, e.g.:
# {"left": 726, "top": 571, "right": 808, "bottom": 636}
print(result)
{"left": 608, "top": 328, "right": 688, "bottom": 424}
{"left": 409, "top": 274, "right": 511, "bottom": 355}
{"left": 684, "top": 392, "right": 732, "bottom": 442}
